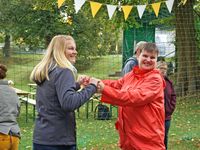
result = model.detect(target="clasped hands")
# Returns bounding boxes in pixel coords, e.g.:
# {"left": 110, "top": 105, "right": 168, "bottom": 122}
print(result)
{"left": 77, "top": 75, "right": 104, "bottom": 93}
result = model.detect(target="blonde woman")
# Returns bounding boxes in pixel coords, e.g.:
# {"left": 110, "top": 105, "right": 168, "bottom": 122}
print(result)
{"left": 30, "top": 35, "right": 98, "bottom": 150}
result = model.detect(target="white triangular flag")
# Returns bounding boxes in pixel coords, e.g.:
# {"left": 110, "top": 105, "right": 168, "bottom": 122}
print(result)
{"left": 106, "top": 4, "right": 117, "bottom": 19}
{"left": 137, "top": 5, "right": 146, "bottom": 19}
{"left": 165, "top": 0, "right": 174, "bottom": 13}
{"left": 74, "top": 0, "right": 86, "bottom": 13}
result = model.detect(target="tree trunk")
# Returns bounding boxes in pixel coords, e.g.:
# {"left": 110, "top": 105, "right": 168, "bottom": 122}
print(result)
{"left": 175, "top": 0, "right": 198, "bottom": 96}
{"left": 45, "top": 35, "right": 52, "bottom": 48}
{"left": 2, "top": 34, "right": 11, "bottom": 57}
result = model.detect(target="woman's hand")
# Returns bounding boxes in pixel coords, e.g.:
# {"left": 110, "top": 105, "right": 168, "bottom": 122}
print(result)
{"left": 77, "top": 75, "right": 90, "bottom": 87}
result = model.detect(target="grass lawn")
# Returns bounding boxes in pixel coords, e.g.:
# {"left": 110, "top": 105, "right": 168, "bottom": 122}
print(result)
{"left": 78, "top": 55, "right": 122, "bottom": 79}
{"left": 18, "top": 97, "right": 200, "bottom": 150}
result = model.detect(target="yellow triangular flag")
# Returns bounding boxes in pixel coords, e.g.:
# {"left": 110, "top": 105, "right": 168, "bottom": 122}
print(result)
{"left": 183, "top": 0, "right": 187, "bottom": 5}
{"left": 58, "top": 0, "right": 65, "bottom": 8}
{"left": 90, "top": 1, "right": 102, "bottom": 18}
{"left": 122, "top": 5, "right": 133, "bottom": 21}
{"left": 151, "top": 2, "right": 161, "bottom": 17}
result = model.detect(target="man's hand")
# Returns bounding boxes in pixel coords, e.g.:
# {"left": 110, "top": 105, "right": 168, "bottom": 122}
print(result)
{"left": 97, "top": 80, "right": 105, "bottom": 93}
{"left": 8, "top": 80, "right": 14, "bottom": 86}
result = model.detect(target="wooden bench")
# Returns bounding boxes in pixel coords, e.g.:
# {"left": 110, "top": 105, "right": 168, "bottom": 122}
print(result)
{"left": 19, "top": 97, "right": 36, "bottom": 120}
{"left": 13, "top": 87, "right": 36, "bottom": 122}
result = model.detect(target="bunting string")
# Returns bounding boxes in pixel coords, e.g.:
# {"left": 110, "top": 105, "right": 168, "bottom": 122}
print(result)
{"left": 58, "top": 0, "right": 182, "bottom": 20}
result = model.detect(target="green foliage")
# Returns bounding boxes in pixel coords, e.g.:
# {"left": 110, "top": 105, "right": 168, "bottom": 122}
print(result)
{"left": 71, "top": 3, "right": 122, "bottom": 59}
{"left": 195, "top": 0, "right": 200, "bottom": 14}
{"left": 195, "top": 13, "right": 200, "bottom": 62}
{"left": 11, "top": 0, "right": 72, "bottom": 47}
{"left": 0, "top": 0, "right": 122, "bottom": 61}
{"left": 0, "top": 37, "right": 3, "bottom": 43}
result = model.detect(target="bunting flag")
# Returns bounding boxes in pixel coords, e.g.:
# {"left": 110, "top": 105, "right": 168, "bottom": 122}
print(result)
{"left": 74, "top": 0, "right": 86, "bottom": 13}
{"left": 58, "top": 0, "right": 65, "bottom": 8}
{"left": 151, "top": 2, "right": 161, "bottom": 17}
{"left": 183, "top": 0, "right": 187, "bottom": 5}
{"left": 90, "top": 1, "right": 102, "bottom": 18}
{"left": 165, "top": 0, "right": 174, "bottom": 13}
{"left": 137, "top": 5, "right": 146, "bottom": 19}
{"left": 122, "top": 5, "right": 133, "bottom": 20}
{"left": 106, "top": 4, "right": 117, "bottom": 19}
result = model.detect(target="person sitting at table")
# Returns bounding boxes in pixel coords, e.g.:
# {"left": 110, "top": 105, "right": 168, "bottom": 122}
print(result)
{"left": 0, "top": 78, "right": 14, "bottom": 85}
{"left": 0, "top": 64, "right": 21, "bottom": 150}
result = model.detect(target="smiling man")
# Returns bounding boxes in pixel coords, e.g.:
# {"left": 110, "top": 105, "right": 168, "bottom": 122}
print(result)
{"left": 98, "top": 43, "right": 166, "bottom": 150}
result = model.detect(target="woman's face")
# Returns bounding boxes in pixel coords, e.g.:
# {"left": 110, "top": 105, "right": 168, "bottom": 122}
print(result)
{"left": 158, "top": 65, "right": 168, "bottom": 76}
{"left": 64, "top": 40, "right": 77, "bottom": 64}
{"left": 137, "top": 50, "right": 157, "bottom": 71}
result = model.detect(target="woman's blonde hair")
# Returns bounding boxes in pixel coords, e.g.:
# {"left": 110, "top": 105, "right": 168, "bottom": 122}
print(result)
{"left": 30, "top": 35, "right": 76, "bottom": 83}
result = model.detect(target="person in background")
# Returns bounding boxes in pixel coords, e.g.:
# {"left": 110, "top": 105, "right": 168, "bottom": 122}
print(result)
{"left": 157, "top": 61, "right": 176, "bottom": 150}
{"left": 0, "top": 64, "right": 21, "bottom": 150}
{"left": 122, "top": 41, "right": 146, "bottom": 75}
{"left": 0, "top": 64, "right": 14, "bottom": 85}
{"left": 0, "top": 78, "right": 14, "bottom": 85}
{"left": 97, "top": 43, "right": 166, "bottom": 150}
{"left": 157, "top": 56, "right": 165, "bottom": 62}
{"left": 30, "top": 35, "right": 98, "bottom": 150}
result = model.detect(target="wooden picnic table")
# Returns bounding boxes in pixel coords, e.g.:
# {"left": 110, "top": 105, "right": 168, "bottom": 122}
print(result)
{"left": 14, "top": 87, "right": 30, "bottom": 96}
{"left": 27, "top": 83, "right": 37, "bottom": 92}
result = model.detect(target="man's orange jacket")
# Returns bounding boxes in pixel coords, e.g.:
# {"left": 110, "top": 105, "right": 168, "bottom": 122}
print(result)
{"left": 101, "top": 66, "right": 166, "bottom": 150}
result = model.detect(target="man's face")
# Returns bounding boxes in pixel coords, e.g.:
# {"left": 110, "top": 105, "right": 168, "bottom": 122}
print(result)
{"left": 137, "top": 50, "right": 157, "bottom": 71}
